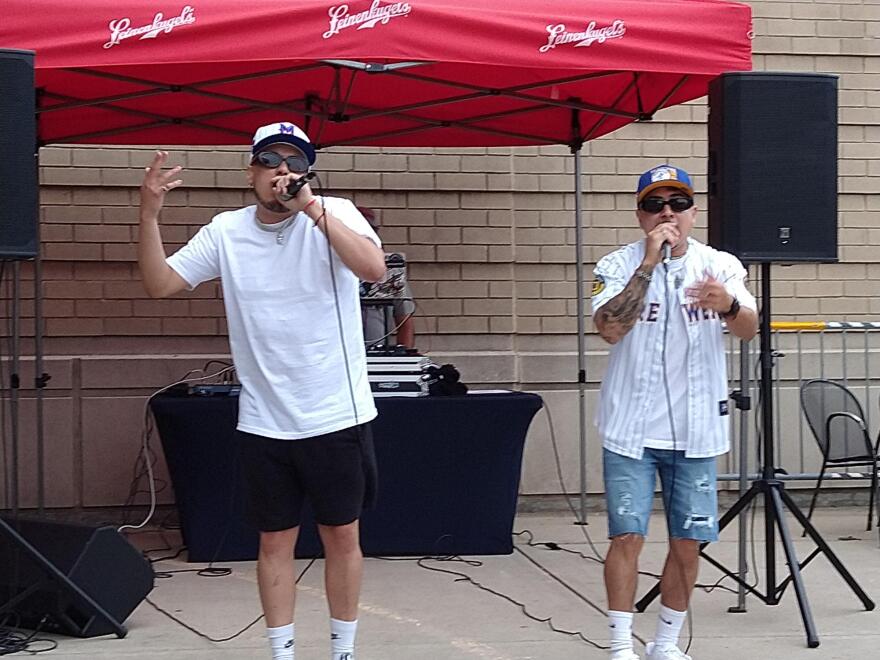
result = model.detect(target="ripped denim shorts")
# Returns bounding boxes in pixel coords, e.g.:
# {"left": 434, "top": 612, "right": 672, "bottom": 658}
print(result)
{"left": 603, "top": 447, "right": 719, "bottom": 542}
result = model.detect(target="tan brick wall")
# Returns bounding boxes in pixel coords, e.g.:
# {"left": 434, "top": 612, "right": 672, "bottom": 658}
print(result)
{"left": 5, "top": 2, "right": 878, "bottom": 504}
{"left": 29, "top": 2, "right": 879, "bottom": 360}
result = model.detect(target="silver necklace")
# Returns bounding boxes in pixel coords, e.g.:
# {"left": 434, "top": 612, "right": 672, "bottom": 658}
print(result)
{"left": 254, "top": 213, "right": 297, "bottom": 245}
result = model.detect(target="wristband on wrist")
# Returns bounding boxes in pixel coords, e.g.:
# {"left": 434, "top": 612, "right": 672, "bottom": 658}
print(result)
{"left": 634, "top": 268, "right": 652, "bottom": 283}
{"left": 721, "top": 296, "right": 740, "bottom": 319}
{"left": 304, "top": 197, "right": 321, "bottom": 224}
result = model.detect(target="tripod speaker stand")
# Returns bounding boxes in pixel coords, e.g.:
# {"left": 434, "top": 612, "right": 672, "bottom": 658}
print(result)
{"left": 636, "top": 263, "right": 874, "bottom": 646}
{"left": 0, "top": 48, "right": 153, "bottom": 639}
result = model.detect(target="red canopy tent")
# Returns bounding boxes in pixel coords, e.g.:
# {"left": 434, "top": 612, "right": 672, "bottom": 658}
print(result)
{"left": 3, "top": 0, "right": 751, "bottom": 148}
{"left": 2, "top": 0, "right": 752, "bottom": 516}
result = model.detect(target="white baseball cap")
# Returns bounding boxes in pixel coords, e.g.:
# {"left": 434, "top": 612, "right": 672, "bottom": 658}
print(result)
{"left": 251, "top": 121, "right": 316, "bottom": 165}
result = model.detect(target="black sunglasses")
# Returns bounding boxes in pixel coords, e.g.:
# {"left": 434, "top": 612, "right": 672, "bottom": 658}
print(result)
{"left": 639, "top": 196, "right": 694, "bottom": 213}
{"left": 253, "top": 150, "right": 310, "bottom": 172}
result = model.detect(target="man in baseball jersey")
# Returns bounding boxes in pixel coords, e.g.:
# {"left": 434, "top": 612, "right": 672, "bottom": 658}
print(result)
{"left": 592, "top": 165, "right": 758, "bottom": 660}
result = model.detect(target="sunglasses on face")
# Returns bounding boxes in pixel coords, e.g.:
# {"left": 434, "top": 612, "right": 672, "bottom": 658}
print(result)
{"left": 253, "top": 150, "right": 310, "bottom": 172}
{"left": 638, "top": 196, "right": 694, "bottom": 214}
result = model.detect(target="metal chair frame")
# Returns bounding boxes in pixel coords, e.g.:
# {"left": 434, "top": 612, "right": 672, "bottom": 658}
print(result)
{"left": 800, "top": 378, "right": 880, "bottom": 532}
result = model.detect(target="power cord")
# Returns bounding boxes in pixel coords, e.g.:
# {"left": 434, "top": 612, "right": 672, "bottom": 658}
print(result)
{"left": 512, "top": 529, "right": 740, "bottom": 595}
{"left": 420, "top": 552, "right": 611, "bottom": 651}
{"left": 363, "top": 299, "right": 418, "bottom": 350}
{"left": 0, "top": 614, "right": 57, "bottom": 656}
{"left": 372, "top": 536, "right": 614, "bottom": 651}
{"left": 145, "top": 557, "right": 317, "bottom": 643}
{"left": 118, "top": 363, "right": 236, "bottom": 535}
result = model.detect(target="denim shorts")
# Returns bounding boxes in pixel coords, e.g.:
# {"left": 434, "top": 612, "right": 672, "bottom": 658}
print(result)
{"left": 603, "top": 447, "right": 719, "bottom": 542}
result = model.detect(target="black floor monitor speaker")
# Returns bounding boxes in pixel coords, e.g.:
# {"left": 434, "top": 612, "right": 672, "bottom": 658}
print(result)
{"left": 0, "top": 49, "right": 38, "bottom": 259}
{"left": 0, "top": 516, "right": 154, "bottom": 637}
{"left": 708, "top": 72, "right": 838, "bottom": 264}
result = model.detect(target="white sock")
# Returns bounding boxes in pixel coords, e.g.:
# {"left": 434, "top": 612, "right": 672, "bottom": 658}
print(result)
{"left": 330, "top": 617, "right": 357, "bottom": 659}
{"left": 607, "top": 610, "right": 634, "bottom": 655}
{"left": 652, "top": 604, "right": 687, "bottom": 651}
{"left": 267, "top": 623, "right": 295, "bottom": 660}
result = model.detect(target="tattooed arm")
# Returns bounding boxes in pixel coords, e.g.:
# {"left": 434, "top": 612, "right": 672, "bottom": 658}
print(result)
{"left": 594, "top": 261, "right": 656, "bottom": 344}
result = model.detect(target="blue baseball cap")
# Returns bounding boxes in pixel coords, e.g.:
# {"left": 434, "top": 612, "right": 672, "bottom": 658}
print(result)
{"left": 251, "top": 121, "right": 316, "bottom": 165}
{"left": 636, "top": 165, "right": 694, "bottom": 202}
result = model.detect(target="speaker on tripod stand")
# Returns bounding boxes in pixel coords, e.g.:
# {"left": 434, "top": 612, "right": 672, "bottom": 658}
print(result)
{"left": 636, "top": 71, "right": 874, "bottom": 647}
{"left": 0, "top": 48, "right": 38, "bottom": 258}
{"left": 0, "top": 48, "right": 153, "bottom": 639}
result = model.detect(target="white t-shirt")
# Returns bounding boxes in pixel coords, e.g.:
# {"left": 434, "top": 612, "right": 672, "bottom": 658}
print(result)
{"left": 643, "top": 255, "right": 688, "bottom": 451}
{"left": 166, "top": 197, "right": 380, "bottom": 440}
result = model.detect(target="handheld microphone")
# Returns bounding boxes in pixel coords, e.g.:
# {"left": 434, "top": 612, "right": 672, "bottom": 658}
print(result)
{"left": 662, "top": 241, "right": 672, "bottom": 265}
{"left": 279, "top": 171, "right": 316, "bottom": 201}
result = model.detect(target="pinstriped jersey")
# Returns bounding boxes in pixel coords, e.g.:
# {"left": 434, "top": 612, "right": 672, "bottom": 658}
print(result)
{"left": 591, "top": 238, "right": 756, "bottom": 459}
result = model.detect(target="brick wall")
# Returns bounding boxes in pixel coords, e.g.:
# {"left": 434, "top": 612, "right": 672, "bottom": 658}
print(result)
{"left": 27, "top": 2, "right": 880, "bottom": 357}
{"left": 2, "top": 1, "right": 878, "bottom": 506}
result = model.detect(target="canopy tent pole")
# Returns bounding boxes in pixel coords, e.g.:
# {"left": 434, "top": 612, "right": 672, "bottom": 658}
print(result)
{"left": 570, "top": 108, "right": 589, "bottom": 524}
{"left": 574, "top": 148, "right": 589, "bottom": 523}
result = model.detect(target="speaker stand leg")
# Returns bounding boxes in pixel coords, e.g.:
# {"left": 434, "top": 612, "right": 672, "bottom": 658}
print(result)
{"left": 768, "top": 484, "right": 819, "bottom": 647}
{"left": 779, "top": 487, "right": 875, "bottom": 610}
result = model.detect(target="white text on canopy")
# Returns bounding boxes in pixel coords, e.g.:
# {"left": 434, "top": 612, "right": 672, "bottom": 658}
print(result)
{"left": 105, "top": 6, "right": 196, "bottom": 49}
{"left": 539, "top": 20, "right": 626, "bottom": 53}
{"left": 324, "top": 1, "right": 412, "bottom": 39}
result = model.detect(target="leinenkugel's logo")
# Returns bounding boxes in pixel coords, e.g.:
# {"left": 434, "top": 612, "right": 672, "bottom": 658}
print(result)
{"left": 104, "top": 6, "right": 196, "bottom": 49}
{"left": 324, "top": 1, "right": 412, "bottom": 39}
{"left": 539, "top": 20, "right": 626, "bottom": 53}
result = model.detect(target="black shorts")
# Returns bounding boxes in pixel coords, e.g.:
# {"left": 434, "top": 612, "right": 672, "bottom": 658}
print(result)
{"left": 239, "top": 423, "right": 378, "bottom": 532}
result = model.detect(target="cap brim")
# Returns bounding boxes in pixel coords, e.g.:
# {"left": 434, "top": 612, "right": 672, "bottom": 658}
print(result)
{"left": 637, "top": 180, "right": 693, "bottom": 202}
{"left": 252, "top": 135, "right": 316, "bottom": 165}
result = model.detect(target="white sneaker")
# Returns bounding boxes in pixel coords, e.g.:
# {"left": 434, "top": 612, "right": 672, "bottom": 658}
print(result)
{"left": 610, "top": 651, "right": 641, "bottom": 660}
{"left": 645, "top": 642, "right": 691, "bottom": 660}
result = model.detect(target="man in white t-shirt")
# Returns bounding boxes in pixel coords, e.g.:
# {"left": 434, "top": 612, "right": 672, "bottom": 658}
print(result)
{"left": 138, "top": 122, "right": 386, "bottom": 660}
{"left": 591, "top": 165, "right": 758, "bottom": 660}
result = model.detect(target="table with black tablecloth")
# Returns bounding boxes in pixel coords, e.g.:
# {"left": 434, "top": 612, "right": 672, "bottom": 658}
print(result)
{"left": 150, "top": 391, "right": 542, "bottom": 561}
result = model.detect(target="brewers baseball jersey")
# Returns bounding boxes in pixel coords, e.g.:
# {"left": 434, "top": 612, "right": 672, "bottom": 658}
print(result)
{"left": 592, "top": 238, "right": 756, "bottom": 459}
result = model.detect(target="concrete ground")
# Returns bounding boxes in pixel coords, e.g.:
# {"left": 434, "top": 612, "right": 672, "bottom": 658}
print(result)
{"left": 6, "top": 507, "right": 880, "bottom": 659}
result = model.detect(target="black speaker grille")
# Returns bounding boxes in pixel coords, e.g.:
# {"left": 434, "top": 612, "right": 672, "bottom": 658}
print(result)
{"left": 708, "top": 72, "right": 838, "bottom": 264}
{"left": 0, "top": 49, "right": 38, "bottom": 259}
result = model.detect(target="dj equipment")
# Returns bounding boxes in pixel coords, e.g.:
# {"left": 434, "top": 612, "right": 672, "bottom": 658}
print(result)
{"left": 190, "top": 384, "right": 241, "bottom": 396}
{"left": 367, "top": 355, "right": 432, "bottom": 397}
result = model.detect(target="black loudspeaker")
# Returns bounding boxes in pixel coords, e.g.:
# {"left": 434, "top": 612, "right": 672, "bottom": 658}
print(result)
{"left": 0, "top": 49, "right": 38, "bottom": 259}
{"left": 708, "top": 72, "right": 838, "bottom": 263}
{"left": 0, "top": 517, "right": 154, "bottom": 637}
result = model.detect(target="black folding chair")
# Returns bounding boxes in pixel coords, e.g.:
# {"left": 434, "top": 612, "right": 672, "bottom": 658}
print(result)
{"left": 800, "top": 378, "right": 880, "bottom": 532}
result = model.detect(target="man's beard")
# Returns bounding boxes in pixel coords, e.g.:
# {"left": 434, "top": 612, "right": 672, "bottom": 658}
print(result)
{"left": 254, "top": 190, "right": 288, "bottom": 214}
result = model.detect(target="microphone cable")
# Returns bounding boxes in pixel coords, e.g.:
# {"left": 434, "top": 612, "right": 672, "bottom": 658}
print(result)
{"left": 307, "top": 174, "right": 363, "bottom": 432}
{"left": 659, "top": 258, "right": 695, "bottom": 654}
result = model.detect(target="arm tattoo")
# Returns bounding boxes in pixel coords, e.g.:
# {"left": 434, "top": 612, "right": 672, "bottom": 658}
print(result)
{"left": 596, "top": 272, "right": 651, "bottom": 342}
